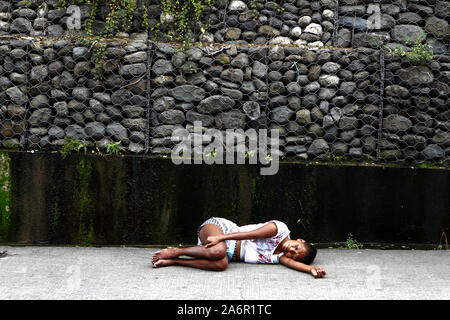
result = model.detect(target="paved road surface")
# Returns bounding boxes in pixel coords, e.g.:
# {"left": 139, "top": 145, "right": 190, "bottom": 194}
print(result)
{"left": 0, "top": 246, "right": 449, "bottom": 300}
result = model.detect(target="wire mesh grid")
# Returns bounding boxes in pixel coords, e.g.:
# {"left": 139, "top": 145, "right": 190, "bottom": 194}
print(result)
{"left": 0, "top": 0, "right": 448, "bottom": 166}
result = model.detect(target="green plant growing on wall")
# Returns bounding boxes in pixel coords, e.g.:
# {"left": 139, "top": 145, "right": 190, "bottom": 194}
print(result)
{"left": 0, "top": 153, "right": 11, "bottom": 243}
{"left": 158, "top": 0, "right": 216, "bottom": 47}
{"left": 385, "top": 34, "right": 433, "bottom": 65}
{"left": 57, "top": 0, "right": 142, "bottom": 37}
{"left": 60, "top": 137, "right": 88, "bottom": 159}
{"left": 76, "top": 157, "right": 94, "bottom": 245}
{"left": 106, "top": 141, "right": 121, "bottom": 155}
{"left": 250, "top": 0, "right": 262, "bottom": 20}
{"left": 346, "top": 233, "right": 363, "bottom": 249}
{"left": 79, "top": 37, "right": 109, "bottom": 80}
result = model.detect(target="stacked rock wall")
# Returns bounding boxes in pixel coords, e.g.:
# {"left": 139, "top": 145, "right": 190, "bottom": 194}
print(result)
{"left": 1, "top": 0, "right": 448, "bottom": 53}
{"left": 0, "top": 0, "right": 448, "bottom": 166}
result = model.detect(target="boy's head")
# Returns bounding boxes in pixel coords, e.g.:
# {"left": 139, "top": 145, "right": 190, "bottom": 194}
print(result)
{"left": 283, "top": 239, "right": 317, "bottom": 265}
{"left": 298, "top": 242, "right": 317, "bottom": 265}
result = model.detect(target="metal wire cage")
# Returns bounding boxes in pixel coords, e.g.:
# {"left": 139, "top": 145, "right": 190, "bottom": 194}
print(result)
{"left": 0, "top": 0, "right": 448, "bottom": 167}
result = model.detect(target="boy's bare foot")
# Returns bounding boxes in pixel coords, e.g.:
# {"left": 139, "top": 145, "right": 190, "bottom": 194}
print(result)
{"left": 152, "top": 259, "right": 173, "bottom": 268}
{"left": 152, "top": 248, "right": 180, "bottom": 264}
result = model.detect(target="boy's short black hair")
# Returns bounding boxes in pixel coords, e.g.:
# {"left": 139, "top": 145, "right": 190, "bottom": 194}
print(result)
{"left": 298, "top": 242, "right": 317, "bottom": 265}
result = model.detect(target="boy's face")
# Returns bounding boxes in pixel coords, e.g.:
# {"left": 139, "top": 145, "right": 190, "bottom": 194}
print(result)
{"left": 283, "top": 239, "right": 308, "bottom": 261}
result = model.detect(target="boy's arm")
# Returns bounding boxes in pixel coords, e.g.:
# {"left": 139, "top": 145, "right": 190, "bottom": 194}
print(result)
{"left": 279, "top": 255, "right": 326, "bottom": 278}
{"left": 204, "top": 222, "right": 278, "bottom": 247}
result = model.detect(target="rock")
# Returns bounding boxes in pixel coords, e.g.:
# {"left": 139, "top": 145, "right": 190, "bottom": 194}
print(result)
{"left": 307, "top": 139, "right": 329, "bottom": 156}
{"left": 339, "top": 82, "right": 356, "bottom": 95}
{"left": 111, "top": 89, "right": 133, "bottom": 106}
{"left": 338, "top": 116, "right": 359, "bottom": 130}
{"left": 152, "top": 59, "right": 173, "bottom": 75}
{"left": 85, "top": 122, "right": 106, "bottom": 140}
{"left": 383, "top": 114, "right": 413, "bottom": 133}
{"left": 269, "top": 37, "right": 293, "bottom": 45}
{"left": 224, "top": 27, "right": 242, "bottom": 40}
{"left": 286, "top": 82, "right": 302, "bottom": 95}
{"left": 169, "top": 85, "right": 206, "bottom": 102}
{"left": 186, "top": 110, "right": 214, "bottom": 127}
{"left": 298, "top": 16, "right": 312, "bottom": 27}
{"left": 46, "top": 25, "right": 64, "bottom": 36}
{"left": 257, "top": 25, "right": 280, "bottom": 36}
{"left": 391, "top": 25, "right": 425, "bottom": 45}
{"left": 395, "top": 66, "right": 434, "bottom": 87}
{"left": 72, "top": 87, "right": 91, "bottom": 101}
{"left": 304, "top": 82, "right": 320, "bottom": 94}
{"left": 431, "top": 132, "right": 450, "bottom": 146}
{"left": 425, "top": 16, "right": 449, "bottom": 40}
{"left": 304, "top": 23, "right": 323, "bottom": 36}
{"left": 340, "top": 17, "right": 367, "bottom": 32}
{"left": 290, "top": 26, "right": 302, "bottom": 39}
{"left": 53, "top": 101, "right": 69, "bottom": 117}
{"left": 30, "top": 65, "right": 48, "bottom": 83}
{"left": 153, "top": 96, "right": 175, "bottom": 112}
{"left": 353, "top": 32, "right": 390, "bottom": 48}
{"left": 398, "top": 12, "right": 422, "bottom": 25}
{"left": 252, "top": 61, "right": 268, "bottom": 78}
{"left": 65, "top": 124, "right": 86, "bottom": 140}
{"left": 296, "top": 109, "right": 311, "bottom": 125}
{"left": 243, "top": 101, "right": 261, "bottom": 120}
{"left": 331, "top": 141, "right": 348, "bottom": 155}
{"left": 122, "top": 105, "right": 145, "bottom": 118}
{"left": 229, "top": 0, "right": 248, "bottom": 12}
{"left": 10, "top": 17, "right": 32, "bottom": 33}
{"left": 220, "top": 68, "right": 244, "bottom": 83}
{"left": 271, "top": 106, "right": 295, "bottom": 124}
{"left": 106, "top": 123, "right": 128, "bottom": 141}
{"left": 308, "top": 65, "right": 321, "bottom": 81}
{"left": 159, "top": 109, "right": 185, "bottom": 125}
{"left": 385, "top": 85, "right": 409, "bottom": 99}
{"left": 120, "top": 63, "right": 146, "bottom": 76}
{"left": 197, "top": 95, "right": 235, "bottom": 114}
{"left": 319, "top": 74, "right": 340, "bottom": 87}
{"left": 421, "top": 144, "right": 445, "bottom": 160}
{"left": 322, "top": 62, "right": 341, "bottom": 74}
{"left": 215, "top": 110, "right": 246, "bottom": 129}
{"left": 29, "top": 108, "right": 52, "bottom": 127}
{"left": 6, "top": 87, "right": 27, "bottom": 105}
{"left": 124, "top": 51, "right": 147, "bottom": 64}
{"left": 73, "top": 47, "right": 91, "bottom": 61}
{"left": 268, "top": 45, "right": 285, "bottom": 61}
{"left": 336, "top": 29, "right": 351, "bottom": 47}
{"left": 231, "top": 53, "right": 249, "bottom": 68}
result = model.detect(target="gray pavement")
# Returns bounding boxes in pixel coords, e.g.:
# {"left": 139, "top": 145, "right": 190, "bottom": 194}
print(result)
{"left": 0, "top": 246, "right": 449, "bottom": 300}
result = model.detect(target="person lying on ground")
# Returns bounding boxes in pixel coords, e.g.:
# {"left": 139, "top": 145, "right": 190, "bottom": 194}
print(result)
{"left": 151, "top": 217, "right": 326, "bottom": 278}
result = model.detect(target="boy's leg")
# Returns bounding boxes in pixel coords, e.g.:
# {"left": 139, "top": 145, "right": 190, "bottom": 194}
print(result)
{"left": 152, "top": 256, "right": 228, "bottom": 271}
{"left": 152, "top": 224, "right": 228, "bottom": 262}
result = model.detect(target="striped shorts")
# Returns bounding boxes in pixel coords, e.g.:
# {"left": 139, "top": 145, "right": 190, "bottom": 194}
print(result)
{"left": 197, "top": 217, "right": 239, "bottom": 261}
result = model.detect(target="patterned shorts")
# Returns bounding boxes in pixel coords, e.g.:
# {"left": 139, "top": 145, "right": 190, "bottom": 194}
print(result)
{"left": 197, "top": 217, "right": 239, "bottom": 262}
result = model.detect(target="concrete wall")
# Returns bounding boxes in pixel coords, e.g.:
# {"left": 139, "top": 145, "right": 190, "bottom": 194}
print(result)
{"left": 0, "top": 151, "right": 448, "bottom": 245}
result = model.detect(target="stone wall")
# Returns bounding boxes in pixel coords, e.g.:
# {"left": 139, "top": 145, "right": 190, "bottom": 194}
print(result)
{"left": 1, "top": 0, "right": 448, "bottom": 53}
{"left": 0, "top": 0, "right": 448, "bottom": 165}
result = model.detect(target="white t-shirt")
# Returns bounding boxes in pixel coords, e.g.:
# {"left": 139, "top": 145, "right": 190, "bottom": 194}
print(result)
{"left": 239, "top": 220, "right": 291, "bottom": 264}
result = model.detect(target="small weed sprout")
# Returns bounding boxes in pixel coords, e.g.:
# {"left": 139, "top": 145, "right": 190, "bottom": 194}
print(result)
{"left": 346, "top": 233, "right": 363, "bottom": 249}
{"left": 385, "top": 34, "right": 433, "bottom": 65}
{"left": 60, "top": 137, "right": 87, "bottom": 159}
{"left": 106, "top": 141, "right": 121, "bottom": 155}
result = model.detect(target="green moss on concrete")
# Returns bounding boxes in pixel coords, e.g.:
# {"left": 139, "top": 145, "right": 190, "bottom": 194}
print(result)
{"left": 53, "top": 201, "right": 59, "bottom": 230}
{"left": 0, "top": 152, "right": 11, "bottom": 242}
{"left": 75, "top": 157, "right": 94, "bottom": 245}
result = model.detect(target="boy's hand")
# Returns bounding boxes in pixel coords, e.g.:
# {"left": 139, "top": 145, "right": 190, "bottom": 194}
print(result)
{"left": 310, "top": 266, "right": 326, "bottom": 278}
{"left": 205, "top": 235, "right": 223, "bottom": 248}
